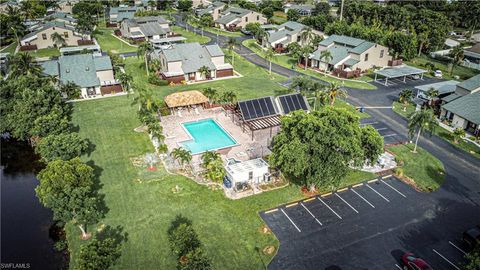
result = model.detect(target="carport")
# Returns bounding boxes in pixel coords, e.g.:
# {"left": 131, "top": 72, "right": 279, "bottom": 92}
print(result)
{"left": 374, "top": 65, "right": 427, "bottom": 86}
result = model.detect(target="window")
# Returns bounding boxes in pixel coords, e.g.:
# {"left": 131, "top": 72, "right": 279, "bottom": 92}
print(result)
{"left": 380, "top": 49, "right": 384, "bottom": 58}
{"left": 64, "top": 32, "right": 69, "bottom": 38}
{"left": 248, "top": 171, "right": 253, "bottom": 180}
{"left": 245, "top": 17, "right": 248, "bottom": 22}
{"left": 364, "top": 53, "right": 369, "bottom": 61}
{"left": 297, "top": 36, "right": 300, "bottom": 42}
{"left": 42, "top": 33, "right": 47, "bottom": 40}
{"left": 257, "top": 15, "right": 259, "bottom": 20}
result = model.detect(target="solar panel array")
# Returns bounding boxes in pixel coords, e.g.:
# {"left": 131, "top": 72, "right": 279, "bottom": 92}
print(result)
{"left": 278, "top": 93, "right": 309, "bottom": 114}
{"left": 238, "top": 97, "right": 278, "bottom": 121}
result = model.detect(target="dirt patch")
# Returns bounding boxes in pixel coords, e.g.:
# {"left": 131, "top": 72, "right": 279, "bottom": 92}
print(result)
{"left": 259, "top": 225, "right": 271, "bottom": 235}
{"left": 394, "top": 173, "right": 425, "bottom": 192}
{"left": 263, "top": 245, "right": 275, "bottom": 255}
{"left": 134, "top": 125, "right": 148, "bottom": 133}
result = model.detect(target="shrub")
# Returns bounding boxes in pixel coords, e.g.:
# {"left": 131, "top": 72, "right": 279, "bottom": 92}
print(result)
{"left": 394, "top": 167, "right": 404, "bottom": 177}
{"left": 148, "top": 74, "right": 168, "bottom": 86}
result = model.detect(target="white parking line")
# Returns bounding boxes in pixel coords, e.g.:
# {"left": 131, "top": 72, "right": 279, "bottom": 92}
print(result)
{"left": 300, "top": 202, "right": 323, "bottom": 226}
{"left": 383, "top": 134, "right": 398, "bottom": 138}
{"left": 317, "top": 197, "right": 342, "bottom": 219}
{"left": 395, "top": 264, "right": 402, "bottom": 270}
{"left": 375, "top": 127, "right": 388, "bottom": 131}
{"left": 281, "top": 208, "right": 301, "bottom": 232}
{"left": 449, "top": 241, "right": 466, "bottom": 255}
{"left": 335, "top": 193, "right": 359, "bottom": 213}
{"left": 432, "top": 249, "right": 460, "bottom": 270}
{"left": 360, "top": 121, "right": 378, "bottom": 126}
{"left": 366, "top": 184, "right": 390, "bottom": 202}
{"left": 381, "top": 180, "right": 407, "bottom": 198}
{"left": 351, "top": 189, "right": 375, "bottom": 208}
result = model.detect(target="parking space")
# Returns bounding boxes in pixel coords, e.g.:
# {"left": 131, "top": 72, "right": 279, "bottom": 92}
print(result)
{"left": 360, "top": 119, "right": 407, "bottom": 145}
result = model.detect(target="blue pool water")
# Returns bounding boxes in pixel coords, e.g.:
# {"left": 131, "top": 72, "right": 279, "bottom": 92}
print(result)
{"left": 180, "top": 119, "right": 237, "bottom": 154}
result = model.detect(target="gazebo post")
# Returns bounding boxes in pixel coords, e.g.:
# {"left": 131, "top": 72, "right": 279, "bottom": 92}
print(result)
{"left": 385, "top": 77, "right": 388, "bottom": 86}
{"left": 374, "top": 73, "right": 377, "bottom": 82}
{"left": 403, "top": 75, "right": 406, "bottom": 83}
{"left": 421, "top": 73, "right": 424, "bottom": 80}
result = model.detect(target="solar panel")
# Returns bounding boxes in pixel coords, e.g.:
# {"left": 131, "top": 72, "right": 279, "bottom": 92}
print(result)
{"left": 278, "top": 94, "right": 309, "bottom": 114}
{"left": 238, "top": 97, "right": 278, "bottom": 121}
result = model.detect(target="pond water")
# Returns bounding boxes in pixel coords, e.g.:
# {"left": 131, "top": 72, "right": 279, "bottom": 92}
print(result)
{"left": 1, "top": 139, "right": 66, "bottom": 269}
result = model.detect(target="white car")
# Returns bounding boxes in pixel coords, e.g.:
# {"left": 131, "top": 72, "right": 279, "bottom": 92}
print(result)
{"left": 434, "top": 70, "right": 443, "bottom": 78}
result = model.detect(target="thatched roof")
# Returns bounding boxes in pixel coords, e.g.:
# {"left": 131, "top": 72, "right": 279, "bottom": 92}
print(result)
{"left": 164, "top": 90, "right": 209, "bottom": 108}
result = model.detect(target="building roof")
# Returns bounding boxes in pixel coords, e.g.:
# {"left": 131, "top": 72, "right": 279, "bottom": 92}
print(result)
{"left": 159, "top": 43, "right": 222, "bottom": 74}
{"left": 21, "top": 21, "right": 78, "bottom": 41}
{"left": 414, "top": 80, "right": 459, "bottom": 96}
{"left": 441, "top": 93, "right": 461, "bottom": 103}
{"left": 465, "top": 43, "right": 480, "bottom": 54}
{"left": 287, "top": 4, "right": 314, "bottom": 12}
{"left": 216, "top": 7, "right": 254, "bottom": 24}
{"left": 139, "top": 22, "right": 168, "bottom": 36}
{"left": 47, "top": 12, "right": 77, "bottom": 23}
{"left": 204, "top": 44, "right": 224, "bottom": 57}
{"left": 319, "top": 34, "right": 375, "bottom": 54}
{"left": 311, "top": 46, "right": 349, "bottom": 65}
{"left": 109, "top": 6, "right": 138, "bottom": 22}
{"left": 225, "top": 158, "right": 269, "bottom": 178}
{"left": 164, "top": 90, "right": 209, "bottom": 108}
{"left": 457, "top": 74, "right": 480, "bottom": 93}
{"left": 267, "top": 21, "right": 306, "bottom": 44}
{"left": 215, "top": 13, "right": 239, "bottom": 25}
{"left": 197, "top": 1, "right": 226, "bottom": 16}
{"left": 442, "top": 92, "right": 480, "bottom": 125}
{"left": 126, "top": 16, "right": 169, "bottom": 26}
{"left": 374, "top": 65, "right": 427, "bottom": 79}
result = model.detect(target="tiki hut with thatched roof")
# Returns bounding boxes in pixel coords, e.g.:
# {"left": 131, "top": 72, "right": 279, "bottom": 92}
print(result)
{"left": 164, "top": 90, "right": 209, "bottom": 110}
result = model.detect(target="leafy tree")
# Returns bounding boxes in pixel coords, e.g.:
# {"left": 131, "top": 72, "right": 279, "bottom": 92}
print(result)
{"left": 221, "top": 91, "right": 237, "bottom": 104}
{"left": 287, "top": 9, "right": 300, "bottom": 21}
{"left": 178, "top": 248, "right": 212, "bottom": 270}
{"left": 261, "top": 7, "right": 274, "bottom": 18}
{"left": 270, "top": 109, "right": 383, "bottom": 191}
{"left": 319, "top": 50, "right": 332, "bottom": 75}
{"left": 452, "top": 128, "right": 465, "bottom": 144}
{"left": 286, "top": 42, "right": 301, "bottom": 63}
{"left": 313, "top": 2, "right": 331, "bottom": 16}
{"left": 177, "top": 0, "right": 193, "bottom": 12}
{"left": 137, "top": 42, "right": 154, "bottom": 76}
{"left": 59, "top": 81, "right": 81, "bottom": 99}
{"left": 172, "top": 147, "right": 192, "bottom": 170}
{"left": 300, "top": 27, "right": 314, "bottom": 46}
{"left": 398, "top": 89, "right": 413, "bottom": 112}
{"left": 264, "top": 47, "right": 276, "bottom": 75}
{"left": 448, "top": 44, "right": 464, "bottom": 76}
{"left": 425, "top": 87, "right": 439, "bottom": 107}
{"left": 168, "top": 223, "right": 201, "bottom": 259}
{"left": 226, "top": 37, "right": 239, "bottom": 67}
{"left": 8, "top": 53, "right": 43, "bottom": 78}
{"left": 75, "top": 13, "right": 96, "bottom": 39}
{"left": 199, "top": 14, "right": 213, "bottom": 28}
{"left": 36, "top": 158, "right": 100, "bottom": 239}
{"left": 313, "top": 85, "right": 328, "bottom": 111}
{"left": 35, "top": 132, "right": 89, "bottom": 162}
{"left": 75, "top": 236, "right": 122, "bottom": 270}
{"left": 31, "top": 111, "right": 70, "bottom": 138}
{"left": 72, "top": 1, "right": 104, "bottom": 17}
{"left": 300, "top": 45, "right": 313, "bottom": 70}
{"left": 202, "top": 87, "right": 217, "bottom": 105}
{"left": 464, "top": 246, "right": 480, "bottom": 270}
{"left": 326, "top": 82, "right": 347, "bottom": 107}
{"left": 198, "top": 65, "right": 210, "bottom": 80}
{"left": 245, "top": 22, "right": 260, "bottom": 34}
{"left": 133, "top": 86, "right": 157, "bottom": 113}
{"left": 50, "top": 32, "right": 66, "bottom": 47}
{"left": 201, "top": 151, "right": 224, "bottom": 183}
{"left": 408, "top": 108, "right": 437, "bottom": 153}
{"left": 360, "top": 125, "right": 384, "bottom": 164}
{"left": 384, "top": 31, "right": 417, "bottom": 60}
{"left": 116, "top": 72, "right": 133, "bottom": 92}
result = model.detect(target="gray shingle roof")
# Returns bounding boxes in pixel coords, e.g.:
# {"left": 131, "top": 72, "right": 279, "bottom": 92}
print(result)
{"left": 139, "top": 22, "right": 168, "bottom": 36}
{"left": 414, "top": 80, "right": 459, "bottom": 95}
{"left": 205, "top": 44, "right": 224, "bottom": 57}
{"left": 21, "top": 21, "right": 78, "bottom": 41}
{"left": 442, "top": 92, "right": 480, "bottom": 125}
{"left": 457, "top": 74, "right": 480, "bottom": 93}
{"left": 48, "top": 12, "right": 77, "bottom": 23}
{"left": 215, "top": 13, "right": 238, "bottom": 25}
{"left": 318, "top": 34, "right": 375, "bottom": 54}
{"left": 267, "top": 21, "right": 307, "bottom": 44}
{"left": 216, "top": 6, "right": 254, "bottom": 24}
{"left": 311, "top": 46, "right": 349, "bottom": 65}
{"left": 159, "top": 43, "right": 221, "bottom": 74}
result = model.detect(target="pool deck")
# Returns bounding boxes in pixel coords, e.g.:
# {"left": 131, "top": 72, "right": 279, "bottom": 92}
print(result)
{"left": 160, "top": 106, "right": 277, "bottom": 164}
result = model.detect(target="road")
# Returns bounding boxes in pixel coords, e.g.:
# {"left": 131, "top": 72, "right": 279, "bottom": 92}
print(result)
{"left": 173, "top": 16, "right": 480, "bottom": 269}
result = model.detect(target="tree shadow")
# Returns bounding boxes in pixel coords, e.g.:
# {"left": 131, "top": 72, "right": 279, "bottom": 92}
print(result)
{"left": 85, "top": 160, "right": 108, "bottom": 218}
{"left": 84, "top": 138, "right": 96, "bottom": 158}
{"left": 167, "top": 214, "right": 192, "bottom": 236}
{"left": 426, "top": 165, "right": 445, "bottom": 187}
{"left": 97, "top": 224, "right": 128, "bottom": 246}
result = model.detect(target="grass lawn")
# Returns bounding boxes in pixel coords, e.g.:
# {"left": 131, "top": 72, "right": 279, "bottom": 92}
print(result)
{"left": 406, "top": 54, "right": 480, "bottom": 81}
{"left": 242, "top": 39, "right": 376, "bottom": 90}
{"left": 392, "top": 101, "right": 480, "bottom": 159}
{"left": 388, "top": 144, "right": 445, "bottom": 191}
{"left": 67, "top": 95, "right": 377, "bottom": 269}
{"left": 171, "top": 26, "right": 211, "bottom": 44}
{"left": 28, "top": 47, "right": 60, "bottom": 58}
{"left": 188, "top": 21, "right": 244, "bottom": 37}
{"left": 93, "top": 27, "right": 137, "bottom": 54}
{"left": 0, "top": 43, "right": 17, "bottom": 54}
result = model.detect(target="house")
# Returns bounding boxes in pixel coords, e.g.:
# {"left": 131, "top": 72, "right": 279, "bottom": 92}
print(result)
{"left": 39, "top": 53, "right": 122, "bottom": 98}
{"left": 20, "top": 21, "right": 90, "bottom": 50}
{"left": 57, "top": 0, "right": 78, "bottom": 14}
{"left": 109, "top": 6, "right": 140, "bottom": 25}
{"left": 440, "top": 74, "right": 480, "bottom": 136}
{"left": 134, "top": 0, "right": 156, "bottom": 10}
{"left": 309, "top": 34, "right": 392, "bottom": 74}
{"left": 196, "top": 1, "right": 226, "bottom": 21}
{"left": 414, "top": 80, "right": 459, "bottom": 101}
{"left": 262, "top": 21, "right": 323, "bottom": 53}
{"left": 224, "top": 158, "right": 270, "bottom": 189}
{"left": 192, "top": 0, "right": 212, "bottom": 9}
{"left": 151, "top": 42, "right": 234, "bottom": 83}
{"left": 215, "top": 7, "right": 267, "bottom": 30}
{"left": 120, "top": 16, "right": 171, "bottom": 41}
{"left": 464, "top": 43, "right": 480, "bottom": 65}
{"left": 0, "top": 0, "right": 18, "bottom": 13}
{"left": 284, "top": 4, "right": 315, "bottom": 16}
{"left": 46, "top": 12, "right": 77, "bottom": 26}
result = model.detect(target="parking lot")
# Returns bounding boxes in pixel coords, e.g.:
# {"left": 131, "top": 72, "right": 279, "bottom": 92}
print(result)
{"left": 260, "top": 176, "right": 478, "bottom": 270}
{"left": 360, "top": 118, "right": 407, "bottom": 146}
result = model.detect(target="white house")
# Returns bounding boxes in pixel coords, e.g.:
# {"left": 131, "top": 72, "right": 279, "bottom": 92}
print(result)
{"left": 224, "top": 158, "right": 270, "bottom": 188}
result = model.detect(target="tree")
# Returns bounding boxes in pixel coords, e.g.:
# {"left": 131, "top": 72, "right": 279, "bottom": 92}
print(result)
{"left": 449, "top": 44, "right": 464, "bottom": 76}
{"left": 201, "top": 151, "right": 225, "bottom": 183}
{"left": 287, "top": 9, "right": 300, "bottom": 21}
{"left": 270, "top": 109, "right": 383, "bottom": 191}
{"left": 76, "top": 236, "right": 122, "bottom": 270}
{"left": 452, "top": 128, "right": 465, "bottom": 144}
{"left": 59, "top": 81, "right": 81, "bottom": 99}
{"left": 221, "top": 91, "right": 237, "bottom": 105}
{"left": 264, "top": 47, "right": 276, "bottom": 75}
{"left": 398, "top": 89, "right": 412, "bottom": 112}
{"left": 245, "top": 22, "right": 261, "bottom": 35}
{"left": 144, "top": 153, "right": 159, "bottom": 169}
{"left": 178, "top": 248, "right": 212, "bottom": 270}
{"left": 313, "top": 2, "right": 331, "bottom": 16}
{"left": 226, "top": 37, "right": 239, "bottom": 67}
{"left": 261, "top": 7, "right": 274, "bottom": 18}
{"left": 8, "top": 53, "right": 43, "bottom": 78}
{"left": 36, "top": 158, "right": 100, "bottom": 239}
{"left": 177, "top": 0, "right": 193, "bottom": 12}
{"left": 361, "top": 125, "right": 384, "bottom": 164}
{"left": 286, "top": 42, "right": 302, "bottom": 64}
{"left": 30, "top": 111, "right": 70, "bottom": 138}
{"left": 464, "top": 247, "right": 480, "bottom": 270}
{"left": 133, "top": 86, "right": 157, "bottom": 113}
{"left": 300, "top": 27, "right": 314, "bottom": 46}
{"left": 168, "top": 223, "right": 201, "bottom": 259}
{"left": 425, "top": 87, "right": 439, "bottom": 107}
{"left": 384, "top": 31, "right": 417, "bottom": 60}
{"left": 313, "top": 86, "right": 328, "bottom": 111}
{"left": 76, "top": 13, "right": 96, "bottom": 39}
{"left": 137, "top": 42, "right": 153, "bottom": 76}
{"left": 326, "top": 82, "right": 347, "bottom": 107}
{"left": 116, "top": 72, "right": 133, "bottom": 92}
{"left": 300, "top": 45, "right": 313, "bottom": 70}
{"left": 199, "top": 14, "right": 213, "bottom": 29}
{"left": 198, "top": 65, "right": 210, "bottom": 80}
{"left": 50, "top": 32, "right": 67, "bottom": 47}
{"left": 408, "top": 108, "right": 437, "bottom": 153}
{"left": 172, "top": 147, "right": 192, "bottom": 170}
{"left": 202, "top": 87, "right": 217, "bottom": 105}
{"left": 35, "top": 132, "right": 89, "bottom": 162}
{"left": 319, "top": 50, "right": 332, "bottom": 75}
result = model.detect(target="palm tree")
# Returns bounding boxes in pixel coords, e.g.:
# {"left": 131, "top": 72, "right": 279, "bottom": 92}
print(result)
{"left": 300, "top": 27, "right": 314, "bottom": 46}
{"left": 149, "top": 59, "right": 161, "bottom": 73}
{"left": 50, "top": 32, "right": 67, "bottom": 48}
{"left": 226, "top": 37, "right": 239, "bottom": 67}
{"left": 452, "top": 128, "right": 465, "bottom": 144}
{"left": 8, "top": 52, "right": 43, "bottom": 78}
{"left": 398, "top": 89, "right": 413, "bottom": 112}
{"left": 199, "top": 65, "right": 210, "bottom": 80}
{"left": 117, "top": 72, "right": 133, "bottom": 92}
{"left": 222, "top": 91, "right": 237, "bottom": 104}
{"left": 264, "top": 48, "right": 276, "bottom": 75}
{"left": 172, "top": 147, "right": 192, "bottom": 170}
{"left": 254, "top": 27, "right": 267, "bottom": 43}
{"left": 326, "top": 82, "right": 347, "bottom": 107}
{"left": 133, "top": 87, "right": 156, "bottom": 112}
{"left": 449, "top": 44, "right": 464, "bottom": 76}
{"left": 202, "top": 87, "right": 217, "bottom": 105}
{"left": 408, "top": 108, "right": 437, "bottom": 153}
{"left": 313, "top": 85, "right": 328, "bottom": 110}
{"left": 301, "top": 45, "right": 313, "bottom": 71}
{"left": 59, "top": 81, "right": 81, "bottom": 99}
{"left": 319, "top": 50, "right": 333, "bottom": 75}
{"left": 137, "top": 42, "right": 153, "bottom": 76}
{"left": 425, "top": 87, "right": 439, "bottom": 107}
{"left": 201, "top": 151, "right": 224, "bottom": 183}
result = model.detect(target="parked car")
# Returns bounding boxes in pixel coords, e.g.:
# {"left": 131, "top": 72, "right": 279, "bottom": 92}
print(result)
{"left": 409, "top": 74, "right": 420, "bottom": 80}
{"left": 401, "top": 252, "right": 433, "bottom": 270}
{"left": 240, "top": 28, "right": 252, "bottom": 35}
{"left": 434, "top": 70, "right": 443, "bottom": 78}
{"left": 463, "top": 225, "right": 480, "bottom": 251}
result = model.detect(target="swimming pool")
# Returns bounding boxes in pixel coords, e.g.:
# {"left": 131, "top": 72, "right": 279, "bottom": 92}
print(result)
{"left": 180, "top": 119, "right": 237, "bottom": 154}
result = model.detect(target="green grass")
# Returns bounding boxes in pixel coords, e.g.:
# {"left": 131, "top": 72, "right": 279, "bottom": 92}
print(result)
{"left": 388, "top": 144, "right": 445, "bottom": 192}
{"left": 67, "top": 95, "right": 377, "bottom": 269}
{"left": 188, "top": 22, "right": 244, "bottom": 37}
{"left": 0, "top": 43, "right": 17, "bottom": 54}
{"left": 28, "top": 47, "right": 60, "bottom": 58}
{"left": 242, "top": 39, "right": 377, "bottom": 90}
{"left": 406, "top": 54, "right": 480, "bottom": 81}
{"left": 392, "top": 101, "right": 480, "bottom": 159}
{"left": 93, "top": 27, "right": 137, "bottom": 54}
{"left": 171, "top": 26, "right": 211, "bottom": 44}
{"left": 269, "top": 16, "right": 287, "bottom": 25}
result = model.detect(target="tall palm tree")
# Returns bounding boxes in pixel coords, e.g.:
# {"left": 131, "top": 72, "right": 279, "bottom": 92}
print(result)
{"left": 425, "top": 87, "right": 439, "bottom": 107}
{"left": 50, "top": 32, "right": 67, "bottom": 48}
{"left": 319, "top": 50, "right": 333, "bottom": 75}
{"left": 117, "top": 72, "right": 133, "bottom": 92}
{"left": 8, "top": 52, "right": 43, "bottom": 78}
{"left": 449, "top": 44, "right": 464, "bottom": 76}
{"left": 226, "top": 37, "right": 239, "bottom": 67}
{"left": 198, "top": 65, "right": 210, "bottom": 80}
{"left": 202, "top": 87, "right": 217, "bottom": 105}
{"left": 133, "top": 87, "right": 156, "bottom": 112}
{"left": 300, "top": 27, "right": 314, "bottom": 46}
{"left": 398, "top": 89, "right": 412, "bottom": 112}
{"left": 408, "top": 108, "right": 437, "bottom": 153}
{"left": 326, "top": 82, "right": 347, "bottom": 107}
{"left": 201, "top": 151, "right": 225, "bottom": 182}
{"left": 301, "top": 45, "right": 313, "bottom": 71}
{"left": 137, "top": 42, "right": 153, "bottom": 76}
{"left": 172, "top": 147, "right": 192, "bottom": 170}
{"left": 264, "top": 48, "right": 276, "bottom": 75}
{"left": 254, "top": 27, "right": 267, "bottom": 43}
{"left": 313, "top": 84, "right": 328, "bottom": 110}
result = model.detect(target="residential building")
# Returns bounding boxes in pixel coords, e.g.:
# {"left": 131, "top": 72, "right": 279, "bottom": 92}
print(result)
{"left": 109, "top": 6, "right": 140, "bottom": 25}
{"left": 262, "top": 21, "right": 323, "bottom": 53}
{"left": 46, "top": 12, "right": 77, "bottom": 26}
{"left": 57, "top": 0, "right": 78, "bottom": 14}
{"left": 283, "top": 4, "right": 315, "bottom": 16}
{"left": 39, "top": 53, "right": 122, "bottom": 98}
{"left": 151, "top": 42, "right": 234, "bottom": 83}
{"left": 215, "top": 7, "right": 267, "bottom": 30}
{"left": 309, "top": 34, "right": 392, "bottom": 73}
{"left": 196, "top": 1, "right": 226, "bottom": 21}
{"left": 224, "top": 158, "right": 270, "bottom": 189}
{"left": 414, "top": 80, "right": 459, "bottom": 101}
{"left": 120, "top": 16, "right": 171, "bottom": 41}
{"left": 20, "top": 21, "right": 90, "bottom": 50}
{"left": 192, "top": 0, "right": 212, "bottom": 9}
{"left": 464, "top": 43, "right": 480, "bottom": 65}
{"left": 134, "top": 0, "right": 157, "bottom": 10}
